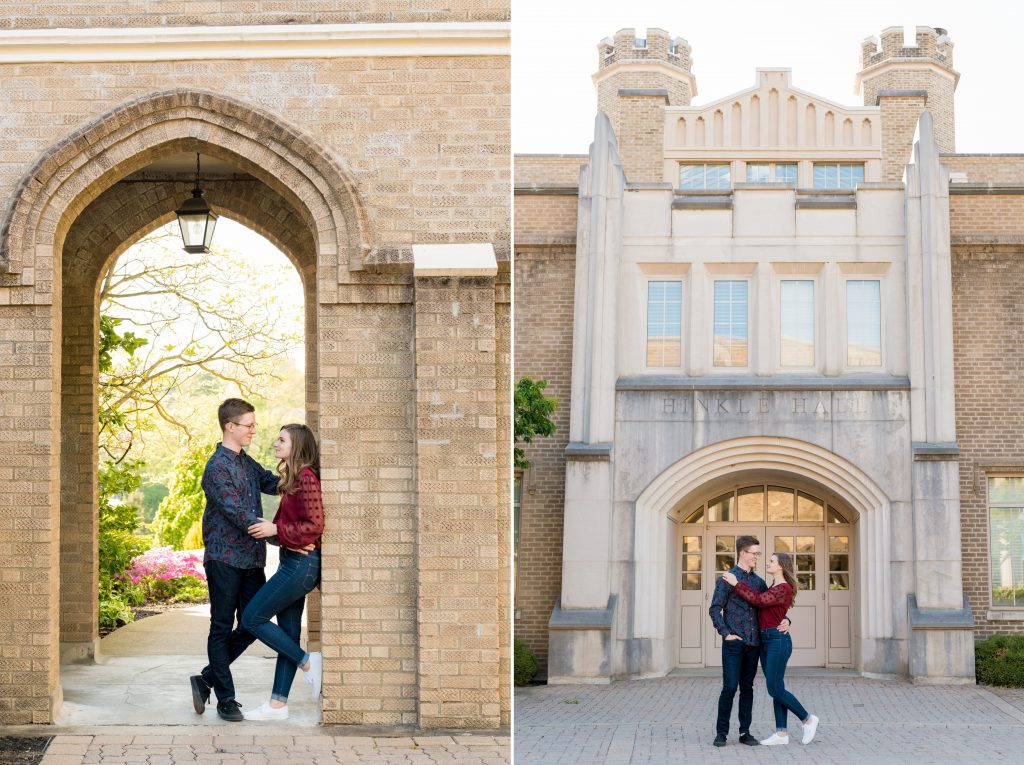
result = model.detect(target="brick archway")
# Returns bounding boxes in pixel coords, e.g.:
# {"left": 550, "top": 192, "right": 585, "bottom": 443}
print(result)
{"left": 59, "top": 173, "right": 322, "bottom": 662}
{"left": 0, "top": 85, "right": 506, "bottom": 729}
{"left": 0, "top": 89, "right": 377, "bottom": 724}
{"left": 0, "top": 88, "right": 372, "bottom": 280}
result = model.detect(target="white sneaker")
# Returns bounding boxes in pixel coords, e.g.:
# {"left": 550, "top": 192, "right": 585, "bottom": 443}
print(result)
{"left": 243, "top": 700, "right": 289, "bottom": 721}
{"left": 801, "top": 714, "right": 819, "bottom": 744}
{"left": 303, "top": 651, "right": 323, "bottom": 699}
{"left": 760, "top": 733, "right": 790, "bottom": 746}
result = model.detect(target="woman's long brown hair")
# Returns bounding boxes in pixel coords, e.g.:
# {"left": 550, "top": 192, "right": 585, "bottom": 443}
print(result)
{"left": 774, "top": 552, "right": 800, "bottom": 605}
{"left": 276, "top": 423, "right": 321, "bottom": 495}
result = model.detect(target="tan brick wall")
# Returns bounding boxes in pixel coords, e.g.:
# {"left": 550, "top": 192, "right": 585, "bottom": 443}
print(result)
{"left": 944, "top": 155, "right": 1024, "bottom": 184}
{"left": 950, "top": 195, "right": 1024, "bottom": 236}
{"left": 0, "top": 36, "right": 509, "bottom": 729}
{"left": 513, "top": 246, "right": 574, "bottom": 673}
{"left": 952, "top": 239, "right": 1024, "bottom": 639}
{"left": 514, "top": 155, "right": 587, "bottom": 188}
{"left": 414, "top": 276, "right": 500, "bottom": 727}
{"left": 318, "top": 300, "right": 418, "bottom": 726}
{"left": 513, "top": 196, "right": 579, "bottom": 243}
{"left": 0, "top": 1, "right": 509, "bottom": 28}
{"left": 495, "top": 277, "right": 511, "bottom": 725}
{"left": 0, "top": 305, "right": 61, "bottom": 724}
{"left": 0, "top": 55, "right": 509, "bottom": 256}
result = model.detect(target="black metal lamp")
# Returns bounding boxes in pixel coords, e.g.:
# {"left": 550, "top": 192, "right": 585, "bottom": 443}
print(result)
{"left": 175, "top": 153, "right": 218, "bottom": 254}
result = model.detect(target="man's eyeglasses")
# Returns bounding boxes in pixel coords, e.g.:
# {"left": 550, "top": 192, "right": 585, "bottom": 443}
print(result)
{"left": 230, "top": 421, "right": 257, "bottom": 431}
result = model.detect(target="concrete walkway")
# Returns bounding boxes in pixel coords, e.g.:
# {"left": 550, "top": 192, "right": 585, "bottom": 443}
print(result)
{"left": 9, "top": 547, "right": 510, "bottom": 763}
{"left": 515, "top": 670, "right": 1024, "bottom": 764}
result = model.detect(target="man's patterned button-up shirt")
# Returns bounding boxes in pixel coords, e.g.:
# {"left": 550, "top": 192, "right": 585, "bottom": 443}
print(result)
{"left": 709, "top": 565, "right": 770, "bottom": 646}
{"left": 201, "top": 443, "right": 279, "bottom": 570}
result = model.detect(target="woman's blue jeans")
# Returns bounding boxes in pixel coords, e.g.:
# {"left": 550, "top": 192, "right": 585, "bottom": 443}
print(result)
{"left": 241, "top": 548, "right": 321, "bottom": 702}
{"left": 760, "top": 628, "right": 809, "bottom": 732}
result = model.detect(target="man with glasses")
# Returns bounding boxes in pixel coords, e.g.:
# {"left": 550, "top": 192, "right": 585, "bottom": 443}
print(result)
{"left": 709, "top": 535, "right": 791, "bottom": 747}
{"left": 190, "top": 398, "right": 280, "bottom": 721}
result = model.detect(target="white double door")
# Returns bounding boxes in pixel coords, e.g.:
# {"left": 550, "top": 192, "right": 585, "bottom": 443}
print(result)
{"left": 678, "top": 525, "right": 852, "bottom": 667}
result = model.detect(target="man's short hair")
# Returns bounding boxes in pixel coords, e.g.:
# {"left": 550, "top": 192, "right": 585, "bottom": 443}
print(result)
{"left": 736, "top": 535, "right": 760, "bottom": 554}
{"left": 218, "top": 398, "right": 255, "bottom": 430}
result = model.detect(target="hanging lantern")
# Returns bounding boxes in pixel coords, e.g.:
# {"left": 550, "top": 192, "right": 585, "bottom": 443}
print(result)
{"left": 175, "top": 153, "right": 218, "bottom": 254}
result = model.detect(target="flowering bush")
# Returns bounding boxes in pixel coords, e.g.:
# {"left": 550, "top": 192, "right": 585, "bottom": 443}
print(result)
{"left": 123, "top": 546, "right": 208, "bottom": 603}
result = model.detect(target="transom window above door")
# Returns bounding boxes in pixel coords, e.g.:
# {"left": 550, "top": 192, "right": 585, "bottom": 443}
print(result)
{"left": 681, "top": 484, "right": 851, "bottom": 524}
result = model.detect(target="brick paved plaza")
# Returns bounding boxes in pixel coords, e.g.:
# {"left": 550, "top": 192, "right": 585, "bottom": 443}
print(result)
{"left": 28, "top": 732, "right": 510, "bottom": 765}
{"left": 514, "top": 672, "right": 1024, "bottom": 764}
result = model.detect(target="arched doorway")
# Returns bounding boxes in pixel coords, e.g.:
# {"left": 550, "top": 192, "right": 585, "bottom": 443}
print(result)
{"left": 0, "top": 89, "right": 368, "bottom": 722}
{"left": 674, "top": 476, "right": 855, "bottom": 668}
{"left": 632, "top": 436, "right": 893, "bottom": 678}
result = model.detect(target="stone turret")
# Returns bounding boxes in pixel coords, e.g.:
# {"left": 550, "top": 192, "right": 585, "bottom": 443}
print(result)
{"left": 593, "top": 28, "right": 696, "bottom": 182}
{"left": 856, "top": 26, "right": 958, "bottom": 180}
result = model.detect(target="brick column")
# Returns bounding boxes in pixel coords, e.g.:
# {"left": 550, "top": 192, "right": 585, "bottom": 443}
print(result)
{"left": 413, "top": 245, "right": 500, "bottom": 728}
{"left": 59, "top": 268, "right": 99, "bottom": 662}
{"left": 0, "top": 296, "right": 62, "bottom": 724}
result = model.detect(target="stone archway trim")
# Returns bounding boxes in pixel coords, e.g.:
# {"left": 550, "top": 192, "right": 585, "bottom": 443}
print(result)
{"left": 633, "top": 436, "right": 894, "bottom": 646}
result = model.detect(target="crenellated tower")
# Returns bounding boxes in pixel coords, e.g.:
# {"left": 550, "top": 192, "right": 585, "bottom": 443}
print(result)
{"left": 593, "top": 28, "right": 695, "bottom": 183}
{"left": 856, "top": 26, "right": 958, "bottom": 181}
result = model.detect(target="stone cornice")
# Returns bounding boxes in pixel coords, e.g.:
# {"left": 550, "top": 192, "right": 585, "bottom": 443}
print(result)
{"left": 592, "top": 60, "right": 697, "bottom": 97}
{"left": 855, "top": 58, "right": 960, "bottom": 93}
{"left": 0, "top": 22, "right": 510, "bottom": 63}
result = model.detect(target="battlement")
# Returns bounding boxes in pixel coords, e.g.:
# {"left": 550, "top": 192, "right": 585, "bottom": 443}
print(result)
{"left": 598, "top": 27, "right": 691, "bottom": 72}
{"left": 861, "top": 26, "right": 954, "bottom": 69}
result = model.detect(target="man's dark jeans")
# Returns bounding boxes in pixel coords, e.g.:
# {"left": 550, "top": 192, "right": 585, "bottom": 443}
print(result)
{"left": 716, "top": 638, "right": 760, "bottom": 737}
{"left": 200, "top": 559, "right": 266, "bottom": 703}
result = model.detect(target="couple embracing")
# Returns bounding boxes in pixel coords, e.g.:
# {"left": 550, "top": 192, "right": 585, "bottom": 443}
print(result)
{"left": 709, "top": 535, "right": 820, "bottom": 747}
{"left": 189, "top": 398, "right": 325, "bottom": 722}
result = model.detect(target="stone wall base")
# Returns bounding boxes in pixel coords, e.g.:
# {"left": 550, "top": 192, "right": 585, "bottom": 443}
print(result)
{"left": 547, "top": 596, "right": 615, "bottom": 684}
{"left": 908, "top": 595, "right": 976, "bottom": 683}
{"left": 60, "top": 639, "right": 103, "bottom": 665}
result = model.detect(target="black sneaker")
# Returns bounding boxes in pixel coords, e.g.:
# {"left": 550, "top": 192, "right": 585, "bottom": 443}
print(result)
{"left": 190, "top": 675, "right": 211, "bottom": 714}
{"left": 739, "top": 732, "right": 760, "bottom": 746}
{"left": 217, "top": 699, "right": 244, "bottom": 722}
{"left": 713, "top": 734, "right": 727, "bottom": 747}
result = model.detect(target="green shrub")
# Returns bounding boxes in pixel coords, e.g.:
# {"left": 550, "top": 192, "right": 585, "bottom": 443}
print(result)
{"left": 976, "top": 634, "right": 1024, "bottom": 687}
{"left": 153, "top": 443, "right": 215, "bottom": 549}
{"left": 514, "top": 637, "right": 539, "bottom": 686}
{"left": 99, "top": 594, "right": 134, "bottom": 630}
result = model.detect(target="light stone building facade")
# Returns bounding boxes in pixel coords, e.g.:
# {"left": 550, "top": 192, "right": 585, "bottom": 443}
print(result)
{"left": 514, "top": 25, "right": 1024, "bottom": 686}
{"left": 0, "top": 2, "right": 509, "bottom": 728}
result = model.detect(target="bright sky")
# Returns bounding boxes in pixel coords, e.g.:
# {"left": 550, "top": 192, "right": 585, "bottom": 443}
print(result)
{"left": 513, "top": 0, "right": 1024, "bottom": 154}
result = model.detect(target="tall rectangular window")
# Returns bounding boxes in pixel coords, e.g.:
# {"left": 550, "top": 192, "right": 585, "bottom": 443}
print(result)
{"left": 647, "top": 280, "right": 682, "bottom": 367}
{"left": 780, "top": 280, "right": 814, "bottom": 367}
{"left": 679, "top": 163, "right": 730, "bottom": 190}
{"left": 713, "top": 280, "right": 748, "bottom": 367}
{"left": 989, "top": 477, "right": 1024, "bottom": 608}
{"left": 846, "top": 280, "right": 881, "bottom": 366}
{"left": 813, "top": 163, "right": 865, "bottom": 189}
